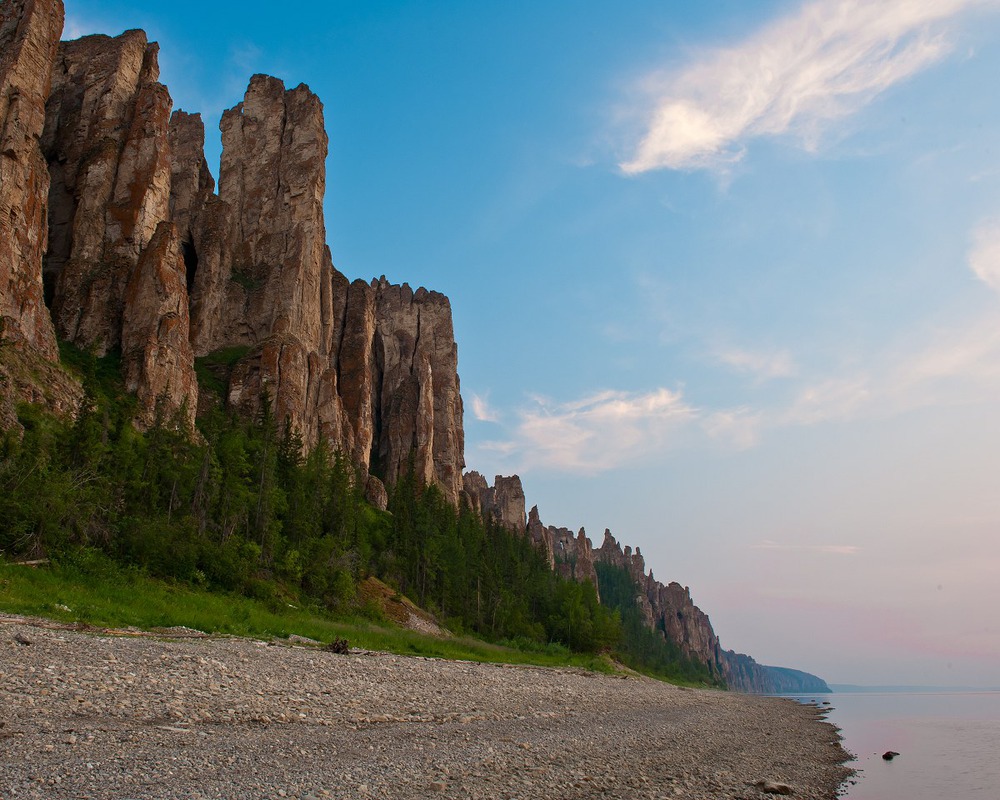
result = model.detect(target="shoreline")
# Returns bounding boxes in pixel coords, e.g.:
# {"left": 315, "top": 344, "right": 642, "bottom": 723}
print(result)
{"left": 1, "top": 616, "right": 852, "bottom": 799}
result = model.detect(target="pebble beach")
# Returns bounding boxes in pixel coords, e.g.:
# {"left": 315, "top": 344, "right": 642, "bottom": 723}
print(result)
{"left": 0, "top": 614, "right": 851, "bottom": 799}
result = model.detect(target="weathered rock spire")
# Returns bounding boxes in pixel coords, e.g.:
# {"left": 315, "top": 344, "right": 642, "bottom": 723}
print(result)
{"left": 42, "top": 29, "right": 172, "bottom": 355}
{"left": 0, "top": 0, "right": 64, "bottom": 359}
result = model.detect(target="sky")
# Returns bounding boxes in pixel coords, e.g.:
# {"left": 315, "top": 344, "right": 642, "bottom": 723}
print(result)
{"left": 63, "top": 0, "right": 1000, "bottom": 687}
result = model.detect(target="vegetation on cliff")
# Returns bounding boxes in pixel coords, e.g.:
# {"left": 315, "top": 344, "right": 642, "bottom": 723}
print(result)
{"left": 595, "top": 562, "right": 718, "bottom": 685}
{"left": 0, "top": 342, "right": 713, "bottom": 684}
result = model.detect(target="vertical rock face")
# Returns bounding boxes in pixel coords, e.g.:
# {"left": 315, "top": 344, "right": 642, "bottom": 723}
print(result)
{"left": 219, "top": 75, "right": 330, "bottom": 353}
{"left": 462, "top": 472, "right": 526, "bottom": 533}
{"left": 120, "top": 221, "right": 197, "bottom": 429}
{"left": 370, "top": 280, "right": 465, "bottom": 504}
{"left": 595, "top": 530, "right": 656, "bottom": 629}
{"left": 526, "top": 506, "right": 599, "bottom": 593}
{"left": 167, "top": 110, "right": 236, "bottom": 355}
{"left": 0, "top": 0, "right": 63, "bottom": 360}
{"left": 527, "top": 505, "right": 556, "bottom": 569}
{"left": 168, "top": 77, "right": 466, "bottom": 503}
{"left": 593, "top": 527, "right": 724, "bottom": 680}
{"left": 42, "top": 30, "right": 172, "bottom": 354}
{"left": 335, "top": 277, "right": 377, "bottom": 464}
{"left": 185, "top": 76, "right": 350, "bottom": 453}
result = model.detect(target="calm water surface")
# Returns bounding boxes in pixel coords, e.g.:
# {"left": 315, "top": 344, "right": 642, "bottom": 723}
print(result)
{"left": 794, "top": 691, "right": 1000, "bottom": 799}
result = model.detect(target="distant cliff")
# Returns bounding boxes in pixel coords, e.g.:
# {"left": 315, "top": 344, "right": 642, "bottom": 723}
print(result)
{"left": 0, "top": 0, "right": 828, "bottom": 694}
{"left": 463, "top": 475, "right": 830, "bottom": 693}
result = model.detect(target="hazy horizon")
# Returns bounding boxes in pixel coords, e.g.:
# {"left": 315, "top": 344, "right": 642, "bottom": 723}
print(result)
{"left": 65, "top": 0, "right": 1000, "bottom": 687}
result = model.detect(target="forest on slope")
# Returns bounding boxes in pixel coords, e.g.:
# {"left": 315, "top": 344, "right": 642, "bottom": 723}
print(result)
{"left": 0, "top": 342, "right": 719, "bottom": 685}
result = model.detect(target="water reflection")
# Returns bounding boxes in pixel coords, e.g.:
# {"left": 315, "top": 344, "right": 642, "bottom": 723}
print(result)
{"left": 792, "top": 691, "right": 1000, "bottom": 799}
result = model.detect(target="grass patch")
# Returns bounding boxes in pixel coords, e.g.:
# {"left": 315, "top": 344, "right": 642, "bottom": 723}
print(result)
{"left": 0, "top": 556, "right": 618, "bottom": 673}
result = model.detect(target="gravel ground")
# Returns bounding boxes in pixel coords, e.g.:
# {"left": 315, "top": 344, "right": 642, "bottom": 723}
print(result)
{"left": 0, "top": 614, "right": 851, "bottom": 799}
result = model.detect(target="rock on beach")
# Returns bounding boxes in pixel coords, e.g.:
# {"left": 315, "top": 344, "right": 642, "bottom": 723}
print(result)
{"left": 0, "top": 614, "right": 851, "bottom": 799}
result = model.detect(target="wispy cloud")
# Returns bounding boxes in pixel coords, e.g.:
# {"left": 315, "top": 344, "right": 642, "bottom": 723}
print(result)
{"left": 752, "top": 540, "right": 860, "bottom": 555}
{"left": 781, "top": 376, "right": 872, "bottom": 425}
{"left": 621, "top": 0, "right": 994, "bottom": 173}
{"left": 968, "top": 217, "right": 1000, "bottom": 295}
{"left": 470, "top": 393, "right": 500, "bottom": 423}
{"left": 703, "top": 407, "right": 763, "bottom": 449}
{"left": 475, "top": 212, "right": 1000, "bottom": 476}
{"left": 714, "top": 346, "right": 796, "bottom": 380}
{"left": 229, "top": 42, "right": 264, "bottom": 76}
{"left": 63, "top": 15, "right": 91, "bottom": 40}
{"left": 485, "top": 388, "right": 698, "bottom": 474}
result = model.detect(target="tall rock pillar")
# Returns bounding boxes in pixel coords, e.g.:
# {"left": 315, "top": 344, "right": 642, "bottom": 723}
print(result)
{"left": 0, "top": 0, "right": 63, "bottom": 359}
{"left": 41, "top": 29, "right": 173, "bottom": 354}
{"left": 217, "top": 75, "right": 353, "bottom": 449}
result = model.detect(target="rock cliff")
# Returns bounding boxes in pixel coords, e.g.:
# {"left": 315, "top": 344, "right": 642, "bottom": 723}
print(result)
{"left": 462, "top": 472, "right": 526, "bottom": 533}
{"left": 42, "top": 29, "right": 172, "bottom": 356}
{"left": 120, "top": 220, "right": 197, "bottom": 429}
{"left": 0, "top": 0, "right": 81, "bottom": 426}
{"left": 170, "top": 76, "right": 465, "bottom": 501}
{"left": 526, "top": 506, "right": 599, "bottom": 596}
{"left": 1, "top": 0, "right": 466, "bottom": 496}
{"left": 0, "top": 0, "right": 823, "bottom": 694}
{"left": 592, "top": 526, "right": 830, "bottom": 692}
{"left": 503, "top": 514, "right": 828, "bottom": 692}
{"left": 0, "top": 0, "right": 62, "bottom": 361}
{"left": 594, "top": 529, "right": 726, "bottom": 681}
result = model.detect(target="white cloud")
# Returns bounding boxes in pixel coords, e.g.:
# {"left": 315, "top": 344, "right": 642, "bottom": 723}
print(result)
{"left": 470, "top": 393, "right": 500, "bottom": 423}
{"left": 703, "top": 408, "right": 763, "bottom": 449}
{"left": 621, "top": 0, "right": 994, "bottom": 173}
{"left": 501, "top": 388, "right": 699, "bottom": 474}
{"left": 782, "top": 376, "right": 872, "bottom": 425}
{"left": 472, "top": 309, "right": 1000, "bottom": 475}
{"left": 714, "top": 346, "right": 796, "bottom": 380}
{"left": 774, "top": 308, "right": 1000, "bottom": 429}
{"left": 968, "top": 217, "right": 1000, "bottom": 295}
{"left": 752, "top": 540, "right": 860, "bottom": 555}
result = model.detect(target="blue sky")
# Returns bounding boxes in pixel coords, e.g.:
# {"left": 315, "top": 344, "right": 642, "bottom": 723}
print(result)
{"left": 66, "top": 0, "right": 1000, "bottom": 686}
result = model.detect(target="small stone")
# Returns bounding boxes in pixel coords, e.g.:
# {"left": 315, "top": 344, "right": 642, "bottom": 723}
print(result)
{"left": 287, "top": 635, "right": 321, "bottom": 645}
{"left": 429, "top": 781, "right": 447, "bottom": 792}
{"left": 14, "top": 633, "right": 33, "bottom": 646}
{"left": 755, "top": 780, "right": 794, "bottom": 795}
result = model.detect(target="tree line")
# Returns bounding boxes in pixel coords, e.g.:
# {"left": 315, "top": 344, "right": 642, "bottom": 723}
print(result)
{"left": 0, "top": 342, "right": 719, "bottom": 683}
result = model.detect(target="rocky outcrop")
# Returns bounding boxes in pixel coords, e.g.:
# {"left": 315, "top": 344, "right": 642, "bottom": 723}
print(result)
{"left": 592, "top": 527, "right": 831, "bottom": 692}
{"left": 526, "top": 506, "right": 599, "bottom": 593}
{"left": 462, "top": 472, "right": 527, "bottom": 533}
{"left": 42, "top": 29, "right": 172, "bottom": 355}
{"left": 721, "top": 656, "right": 831, "bottom": 694}
{"left": 594, "top": 530, "right": 657, "bottom": 629}
{"left": 367, "top": 280, "right": 465, "bottom": 504}
{"left": 211, "top": 77, "right": 351, "bottom": 456}
{"left": 0, "top": 0, "right": 62, "bottom": 360}
{"left": 120, "top": 221, "right": 197, "bottom": 429}
{"left": 593, "top": 527, "right": 738, "bottom": 683}
{"left": 652, "top": 579, "right": 725, "bottom": 677}
{"left": 170, "top": 77, "right": 466, "bottom": 503}
{"left": 219, "top": 75, "right": 329, "bottom": 353}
